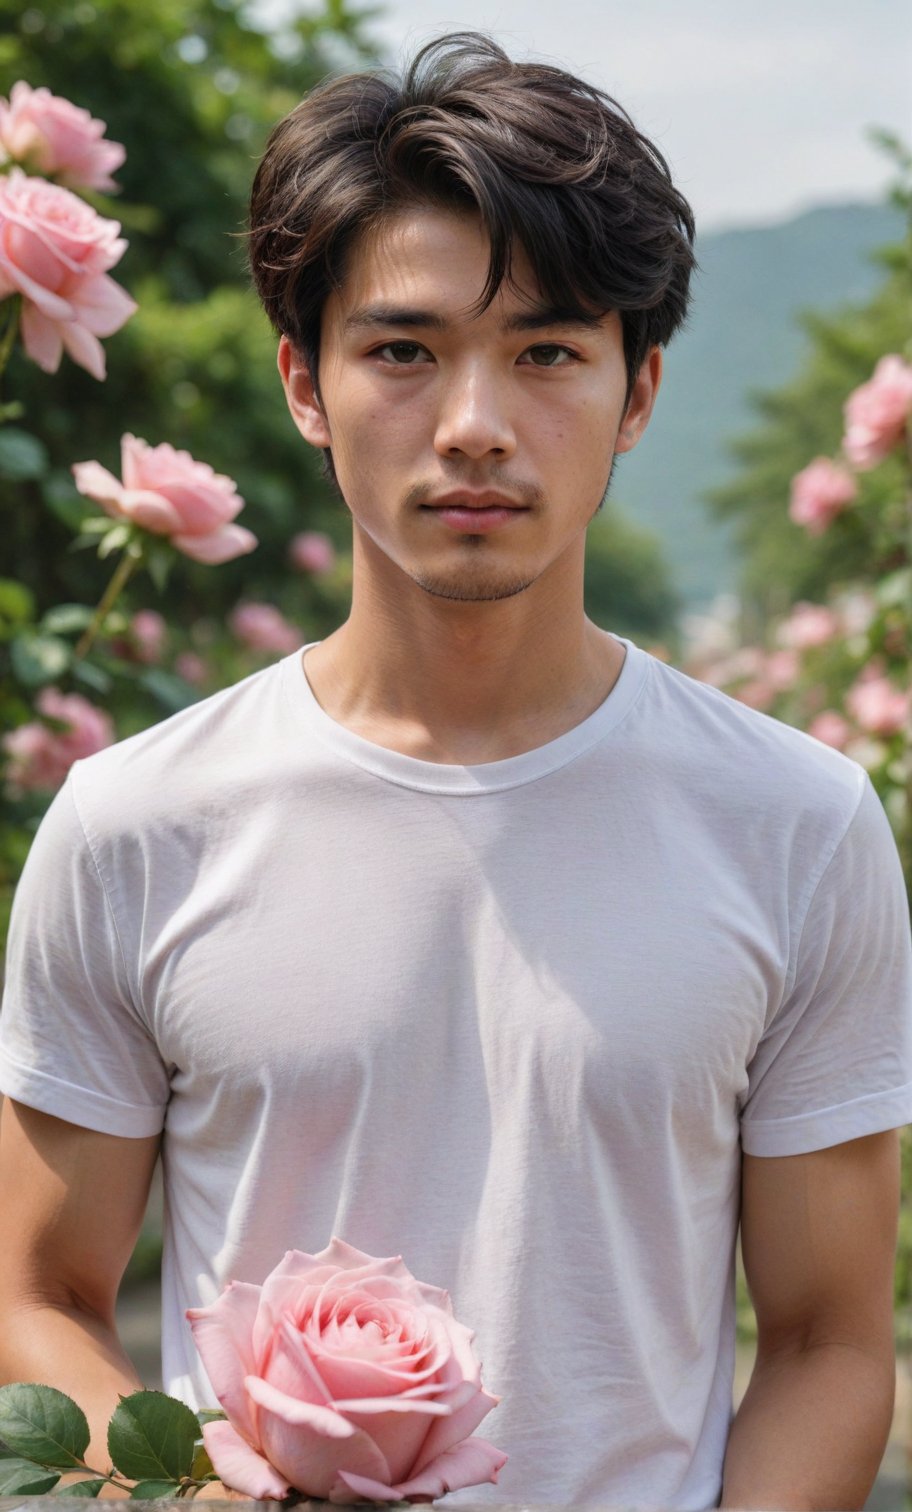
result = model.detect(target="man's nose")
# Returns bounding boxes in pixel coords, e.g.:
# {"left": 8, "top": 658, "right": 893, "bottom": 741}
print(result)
{"left": 433, "top": 366, "right": 517, "bottom": 461}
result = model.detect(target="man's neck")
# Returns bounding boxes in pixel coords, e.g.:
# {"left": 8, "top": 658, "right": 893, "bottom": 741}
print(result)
{"left": 298, "top": 589, "right": 626, "bottom": 767}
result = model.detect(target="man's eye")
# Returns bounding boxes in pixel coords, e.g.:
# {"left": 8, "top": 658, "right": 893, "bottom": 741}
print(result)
{"left": 377, "top": 342, "right": 429, "bottom": 364}
{"left": 523, "top": 344, "right": 576, "bottom": 367}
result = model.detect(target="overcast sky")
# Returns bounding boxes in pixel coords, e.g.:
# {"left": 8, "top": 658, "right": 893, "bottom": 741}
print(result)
{"left": 327, "top": 0, "right": 911, "bottom": 232}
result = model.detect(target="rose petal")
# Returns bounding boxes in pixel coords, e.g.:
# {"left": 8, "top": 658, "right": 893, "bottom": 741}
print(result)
{"left": 338, "top": 1435, "right": 508, "bottom": 1503}
{"left": 59, "top": 319, "right": 106, "bottom": 381}
{"left": 119, "top": 487, "right": 185, "bottom": 533}
{"left": 71, "top": 460, "right": 127, "bottom": 515}
{"left": 68, "top": 271, "right": 137, "bottom": 336}
{"left": 186, "top": 1280, "right": 263, "bottom": 1447}
{"left": 244, "top": 1374, "right": 392, "bottom": 1499}
{"left": 408, "top": 1388, "right": 500, "bottom": 1477}
{"left": 260, "top": 1315, "right": 332, "bottom": 1408}
{"left": 172, "top": 523, "right": 258, "bottom": 563}
{"left": 149, "top": 479, "right": 240, "bottom": 533}
{"left": 202, "top": 1419, "right": 291, "bottom": 1501}
{"left": 19, "top": 303, "right": 63, "bottom": 373}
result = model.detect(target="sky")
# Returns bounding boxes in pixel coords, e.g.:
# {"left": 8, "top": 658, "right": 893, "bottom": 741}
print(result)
{"left": 319, "top": 0, "right": 911, "bottom": 233}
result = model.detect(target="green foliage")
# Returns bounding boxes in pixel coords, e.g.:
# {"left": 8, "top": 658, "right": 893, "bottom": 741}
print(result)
{"left": 107, "top": 1390, "right": 201, "bottom": 1484}
{"left": 706, "top": 195, "right": 912, "bottom": 623}
{"left": 0, "top": 0, "right": 374, "bottom": 631}
{"left": 0, "top": 1383, "right": 90, "bottom": 1468}
{"left": 585, "top": 504, "right": 681, "bottom": 651}
{"left": 0, "top": 1457, "right": 60, "bottom": 1496}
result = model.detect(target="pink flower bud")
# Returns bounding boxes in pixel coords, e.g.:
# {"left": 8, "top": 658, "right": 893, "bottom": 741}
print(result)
{"left": 788, "top": 457, "right": 857, "bottom": 535}
{"left": 807, "top": 711, "right": 852, "bottom": 751}
{"left": 289, "top": 531, "right": 336, "bottom": 575}
{"left": 229, "top": 602, "right": 301, "bottom": 655}
{"left": 776, "top": 602, "right": 840, "bottom": 651}
{"left": 843, "top": 355, "right": 912, "bottom": 469}
{"left": 130, "top": 609, "right": 167, "bottom": 664}
{"left": 2, "top": 687, "right": 114, "bottom": 794}
{"left": 845, "top": 673, "right": 909, "bottom": 737}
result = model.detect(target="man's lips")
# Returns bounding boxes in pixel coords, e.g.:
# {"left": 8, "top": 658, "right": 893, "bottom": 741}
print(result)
{"left": 419, "top": 494, "right": 530, "bottom": 533}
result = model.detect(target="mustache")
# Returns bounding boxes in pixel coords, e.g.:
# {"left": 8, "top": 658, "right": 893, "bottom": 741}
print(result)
{"left": 402, "top": 478, "right": 546, "bottom": 510}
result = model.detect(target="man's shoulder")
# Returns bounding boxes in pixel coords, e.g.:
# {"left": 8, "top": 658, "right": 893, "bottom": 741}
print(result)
{"left": 643, "top": 651, "right": 867, "bottom": 831}
{"left": 68, "top": 656, "right": 294, "bottom": 834}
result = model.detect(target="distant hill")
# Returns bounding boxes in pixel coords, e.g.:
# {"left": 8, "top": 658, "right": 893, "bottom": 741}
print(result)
{"left": 612, "top": 201, "right": 904, "bottom": 610}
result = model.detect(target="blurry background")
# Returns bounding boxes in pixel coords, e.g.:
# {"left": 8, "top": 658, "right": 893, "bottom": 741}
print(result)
{"left": 1, "top": 0, "right": 910, "bottom": 1505}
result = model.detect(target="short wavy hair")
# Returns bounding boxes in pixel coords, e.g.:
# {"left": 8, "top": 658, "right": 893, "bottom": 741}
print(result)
{"left": 248, "top": 32, "right": 696, "bottom": 401}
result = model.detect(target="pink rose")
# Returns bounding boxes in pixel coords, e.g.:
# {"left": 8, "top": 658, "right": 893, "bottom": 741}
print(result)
{"left": 187, "top": 1237, "right": 507, "bottom": 1504}
{"left": 129, "top": 608, "right": 167, "bottom": 664}
{"left": 788, "top": 457, "right": 857, "bottom": 535}
{"left": 0, "top": 81, "right": 125, "bottom": 193}
{"left": 290, "top": 531, "right": 337, "bottom": 575}
{"left": 843, "top": 355, "right": 912, "bottom": 469}
{"left": 229, "top": 602, "right": 300, "bottom": 655}
{"left": 765, "top": 648, "right": 799, "bottom": 692}
{"left": 807, "top": 710, "right": 852, "bottom": 751}
{"left": 175, "top": 651, "right": 208, "bottom": 687}
{"left": 845, "top": 674, "right": 910, "bottom": 737}
{"left": 776, "top": 602, "right": 840, "bottom": 651}
{"left": 0, "top": 168, "right": 135, "bottom": 380}
{"left": 2, "top": 686, "right": 114, "bottom": 794}
{"left": 72, "top": 434, "right": 257, "bottom": 564}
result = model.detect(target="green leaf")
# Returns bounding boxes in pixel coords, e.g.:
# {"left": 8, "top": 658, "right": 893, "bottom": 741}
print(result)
{"left": 80, "top": 515, "right": 118, "bottom": 535}
{"left": 0, "top": 578, "right": 34, "bottom": 627}
{"left": 10, "top": 631, "right": 72, "bottom": 687}
{"left": 190, "top": 1439, "right": 215, "bottom": 1480}
{"left": 0, "top": 1457, "right": 61, "bottom": 1495}
{"left": 53, "top": 1478, "right": 107, "bottom": 1497}
{"left": 108, "top": 1391, "right": 201, "bottom": 1483}
{"left": 98, "top": 524, "right": 131, "bottom": 559}
{"left": 42, "top": 470, "right": 87, "bottom": 531}
{"left": 144, "top": 543, "right": 174, "bottom": 594}
{"left": 0, "top": 426, "right": 48, "bottom": 480}
{"left": 0, "top": 1383, "right": 90, "bottom": 1468}
{"left": 41, "top": 604, "right": 95, "bottom": 636}
{"left": 195, "top": 1409, "right": 226, "bottom": 1427}
{"left": 138, "top": 668, "right": 199, "bottom": 712}
{"left": 129, "top": 1479, "right": 183, "bottom": 1499}
{"left": 71, "top": 659, "right": 114, "bottom": 696}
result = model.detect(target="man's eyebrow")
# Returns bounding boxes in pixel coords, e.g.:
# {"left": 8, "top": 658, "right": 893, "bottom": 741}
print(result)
{"left": 343, "top": 304, "right": 606, "bottom": 334}
{"left": 502, "top": 307, "right": 606, "bottom": 333}
{"left": 344, "top": 306, "right": 447, "bottom": 332}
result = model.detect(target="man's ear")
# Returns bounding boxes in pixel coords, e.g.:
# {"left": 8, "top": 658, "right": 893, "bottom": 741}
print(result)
{"left": 614, "top": 346, "right": 663, "bottom": 456}
{"left": 277, "top": 335, "right": 332, "bottom": 449}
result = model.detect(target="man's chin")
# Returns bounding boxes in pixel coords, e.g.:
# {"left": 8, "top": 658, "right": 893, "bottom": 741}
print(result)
{"left": 408, "top": 570, "right": 537, "bottom": 603}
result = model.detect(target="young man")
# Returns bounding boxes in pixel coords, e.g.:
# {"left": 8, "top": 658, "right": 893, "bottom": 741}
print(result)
{"left": 1, "top": 32, "right": 911, "bottom": 1511}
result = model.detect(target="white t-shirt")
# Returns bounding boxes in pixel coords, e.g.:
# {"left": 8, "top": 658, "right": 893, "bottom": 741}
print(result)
{"left": 2, "top": 635, "right": 911, "bottom": 1511}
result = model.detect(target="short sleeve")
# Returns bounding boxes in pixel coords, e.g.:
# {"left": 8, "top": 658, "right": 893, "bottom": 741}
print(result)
{"left": 741, "top": 774, "right": 912, "bottom": 1156}
{"left": 0, "top": 775, "right": 170, "bottom": 1136}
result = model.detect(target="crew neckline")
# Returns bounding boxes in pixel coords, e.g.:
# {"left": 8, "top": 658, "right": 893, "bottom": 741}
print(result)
{"left": 280, "top": 633, "right": 651, "bottom": 795}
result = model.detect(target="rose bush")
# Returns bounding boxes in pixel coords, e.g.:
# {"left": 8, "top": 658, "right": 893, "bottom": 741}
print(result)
{"left": 229, "top": 601, "right": 301, "bottom": 655}
{"left": 72, "top": 433, "right": 257, "bottom": 565}
{"left": 787, "top": 455, "right": 857, "bottom": 535}
{"left": 0, "top": 168, "right": 135, "bottom": 379}
{"left": 187, "top": 1237, "right": 507, "bottom": 1504}
{"left": 0, "top": 81, "right": 125, "bottom": 193}
{"left": 2, "top": 687, "right": 114, "bottom": 796}
{"left": 842, "top": 353, "right": 912, "bottom": 469}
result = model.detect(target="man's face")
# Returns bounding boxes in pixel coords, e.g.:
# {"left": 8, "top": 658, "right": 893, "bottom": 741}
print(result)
{"left": 278, "top": 205, "right": 661, "bottom": 605}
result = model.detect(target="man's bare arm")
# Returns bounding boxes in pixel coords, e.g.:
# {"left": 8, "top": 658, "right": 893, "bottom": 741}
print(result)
{"left": 0, "top": 1097, "right": 161, "bottom": 1489}
{"left": 720, "top": 1128, "right": 900, "bottom": 1511}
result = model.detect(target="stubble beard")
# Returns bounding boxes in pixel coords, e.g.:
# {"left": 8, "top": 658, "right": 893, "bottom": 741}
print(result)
{"left": 404, "top": 460, "right": 616, "bottom": 603}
